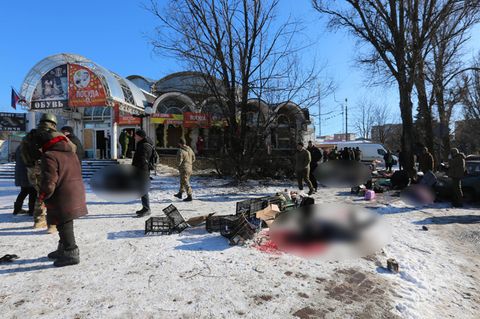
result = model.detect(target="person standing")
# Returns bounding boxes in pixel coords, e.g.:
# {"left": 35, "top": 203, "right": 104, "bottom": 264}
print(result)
{"left": 61, "top": 126, "right": 84, "bottom": 163}
{"left": 448, "top": 148, "right": 466, "bottom": 207}
{"left": 174, "top": 138, "right": 196, "bottom": 202}
{"left": 384, "top": 150, "right": 394, "bottom": 172}
{"left": 13, "top": 146, "right": 36, "bottom": 216}
{"left": 418, "top": 147, "right": 434, "bottom": 174}
{"left": 323, "top": 149, "right": 329, "bottom": 162}
{"left": 119, "top": 129, "right": 130, "bottom": 159}
{"left": 354, "top": 147, "right": 362, "bottom": 161}
{"left": 132, "top": 129, "right": 153, "bottom": 217}
{"left": 21, "top": 114, "right": 75, "bottom": 233}
{"left": 295, "top": 142, "right": 314, "bottom": 195}
{"left": 307, "top": 141, "right": 322, "bottom": 192}
{"left": 38, "top": 133, "right": 87, "bottom": 267}
{"left": 398, "top": 149, "right": 405, "bottom": 171}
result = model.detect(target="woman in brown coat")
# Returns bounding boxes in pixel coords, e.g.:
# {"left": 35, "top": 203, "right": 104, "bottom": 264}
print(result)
{"left": 39, "top": 135, "right": 88, "bottom": 267}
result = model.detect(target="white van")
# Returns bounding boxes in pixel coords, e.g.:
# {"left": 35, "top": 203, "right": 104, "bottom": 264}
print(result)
{"left": 319, "top": 141, "right": 398, "bottom": 165}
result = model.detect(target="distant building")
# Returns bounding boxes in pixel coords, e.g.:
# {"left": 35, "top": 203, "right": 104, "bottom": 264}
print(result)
{"left": 332, "top": 133, "right": 356, "bottom": 141}
{"left": 371, "top": 124, "right": 402, "bottom": 151}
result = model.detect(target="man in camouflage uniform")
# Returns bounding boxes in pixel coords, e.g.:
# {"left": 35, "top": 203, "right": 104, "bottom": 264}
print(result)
{"left": 174, "top": 138, "right": 196, "bottom": 202}
{"left": 21, "top": 113, "right": 76, "bottom": 233}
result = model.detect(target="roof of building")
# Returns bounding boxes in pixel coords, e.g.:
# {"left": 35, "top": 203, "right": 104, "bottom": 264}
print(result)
{"left": 20, "top": 53, "right": 148, "bottom": 111}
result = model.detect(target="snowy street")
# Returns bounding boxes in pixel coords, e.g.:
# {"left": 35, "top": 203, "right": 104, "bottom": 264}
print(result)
{"left": 0, "top": 166, "right": 479, "bottom": 319}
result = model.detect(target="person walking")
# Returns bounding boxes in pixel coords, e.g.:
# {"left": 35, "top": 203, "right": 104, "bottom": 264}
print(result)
{"left": 295, "top": 142, "right": 314, "bottom": 195}
{"left": 174, "top": 138, "right": 196, "bottom": 202}
{"left": 307, "top": 141, "right": 322, "bottom": 192}
{"left": 448, "top": 148, "right": 466, "bottom": 207}
{"left": 13, "top": 146, "right": 36, "bottom": 216}
{"left": 132, "top": 129, "right": 154, "bottom": 217}
{"left": 61, "top": 126, "right": 84, "bottom": 163}
{"left": 384, "top": 150, "right": 394, "bottom": 172}
{"left": 38, "top": 133, "right": 88, "bottom": 267}
{"left": 398, "top": 149, "right": 405, "bottom": 171}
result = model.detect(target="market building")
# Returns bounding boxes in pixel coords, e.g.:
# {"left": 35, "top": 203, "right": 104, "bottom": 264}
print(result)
{"left": 17, "top": 53, "right": 314, "bottom": 160}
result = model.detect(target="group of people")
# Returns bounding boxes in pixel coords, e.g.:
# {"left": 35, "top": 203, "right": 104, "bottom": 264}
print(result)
{"left": 14, "top": 114, "right": 88, "bottom": 267}
{"left": 326, "top": 146, "right": 362, "bottom": 162}
{"left": 13, "top": 114, "right": 198, "bottom": 267}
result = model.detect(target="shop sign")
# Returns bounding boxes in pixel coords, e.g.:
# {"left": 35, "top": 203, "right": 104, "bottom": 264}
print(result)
{"left": 113, "top": 104, "right": 141, "bottom": 125}
{"left": 31, "top": 65, "right": 68, "bottom": 110}
{"left": 68, "top": 64, "right": 107, "bottom": 107}
{"left": 151, "top": 113, "right": 183, "bottom": 125}
{"left": 183, "top": 112, "right": 210, "bottom": 128}
{"left": 0, "top": 112, "right": 26, "bottom": 131}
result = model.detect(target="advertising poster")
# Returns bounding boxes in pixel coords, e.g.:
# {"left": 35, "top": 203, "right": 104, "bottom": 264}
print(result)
{"left": 68, "top": 64, "right": 107, "bottom": 107}
{"left": 151, "top": 113, "right": 183, "bottom": 125}
{"left": 0, "top": 113, "right": 26, "bottom": 131}
{"left": 31, "top": 65, "right": 68, "bottom": 110}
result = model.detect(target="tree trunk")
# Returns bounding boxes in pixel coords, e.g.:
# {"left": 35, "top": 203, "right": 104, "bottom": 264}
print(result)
{"left": 415, "top": 70, "right": 435, "bottom": 155}
{"left": 399, "top": 85, "right": 415, "bottom": 176}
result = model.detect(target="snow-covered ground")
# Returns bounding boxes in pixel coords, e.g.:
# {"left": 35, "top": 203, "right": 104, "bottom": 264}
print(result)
{"left": 0, "top": 165, "right": 479, "bottom": 319}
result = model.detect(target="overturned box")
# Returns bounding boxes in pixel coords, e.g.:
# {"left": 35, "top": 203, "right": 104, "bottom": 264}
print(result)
{"left": 206, "top": 214, "right": 239, "bottom": 233}
{"left": 144, "top": 204, "right": 189, "bottom": 235}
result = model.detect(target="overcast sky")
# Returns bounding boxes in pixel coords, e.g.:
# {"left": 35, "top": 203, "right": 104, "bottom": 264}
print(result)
{"left": 1, "top": 0, "right": 479, "bottom": 136}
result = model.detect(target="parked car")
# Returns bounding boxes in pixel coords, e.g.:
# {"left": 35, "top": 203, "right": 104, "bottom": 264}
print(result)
{"left": 435, "top": 160, "right": 480, "bottom": 202}
{"left": 466, "top": 154, "right": 480, "bottom": 161}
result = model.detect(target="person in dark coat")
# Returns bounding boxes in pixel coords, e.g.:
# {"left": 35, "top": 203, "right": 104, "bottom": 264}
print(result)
{"left": 307, "top": 141, "right": 322, "bottom": 191}
{"left": 354, "top": 147, "right": 362, "bottom": 161}
{"left": 418, "top": 147, "right": 434, "bottom": 174}
{"left": 384, "top": 150, "right": 394, "bottom": 172}
{"left": 397, "top": 149, "right": 404, "bottom": 170}
{"left": 323, "top": 149, "right": 329, "bottom": 162}
{"left": 13, "top": 146, "right": 36, "bottom": 215}
{"left": 61, "top": 126, "right": 84, "bottom": 163}
{"left": 38, "top": 135, "right": 88, "bottom": 267}
{"left": 448, "top": 148, "right": 466, "bottom": 207}
{"left": 132, "top": 129, "right": 154, "bottom": 217}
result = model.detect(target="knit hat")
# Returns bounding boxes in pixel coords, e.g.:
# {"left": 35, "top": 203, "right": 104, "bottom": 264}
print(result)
{"left": 135, "top": 129, "right": 146, "bottom": 138}
{"left": 61, "top": 126, "right": 74, "bottom": 134}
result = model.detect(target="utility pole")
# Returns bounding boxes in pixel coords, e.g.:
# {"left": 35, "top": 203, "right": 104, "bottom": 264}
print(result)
{"left": 345, "top": 98, "right": 348, "bottom": 141}
{"left": 318, "top": 85, "right": 321, "bottom": 138}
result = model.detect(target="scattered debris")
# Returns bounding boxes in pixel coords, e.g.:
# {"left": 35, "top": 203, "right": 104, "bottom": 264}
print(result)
{"left": 387, "top": 258, "right": 399, "bottom": 273}
{"left": 422, "top": 226, "right": 429, "bottom": 231}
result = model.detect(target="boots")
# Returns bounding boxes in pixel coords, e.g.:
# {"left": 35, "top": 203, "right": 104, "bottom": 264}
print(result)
{"left": 174, "top": 192, "right": 183, "bottom": 199}
{"left": 47, "top": 224, "right": 57, "bottom": 234}
{"left": 48, "top": 242, "right": 64, "bottom": 259}
{"left": 54, "top": 247, "right": 80, "bottom": 267}
{"left": 33, "top": 216, "right": 47, "bottom": 229}
{"left": 183, "top": 195, "right": 193, "bottom": 202}
{"left": 135, "top": 207, "right": 151, "bottom": 217}
{"left": 13, "top": 202, "right": 28, "bottom": 215}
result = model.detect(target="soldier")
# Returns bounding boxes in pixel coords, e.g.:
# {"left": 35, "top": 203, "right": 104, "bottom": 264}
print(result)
{"left": 295, "top": 142, "right": 314, "bottom": 195}
{"left": 21, "top": 113, "right": 75, "bottom": 233}
{"left": 174, "top": 138, "right": 196, "bottom": 202}
{"left": 448, "top": 148, "right": 466, "bottom": 208}
{"left": 307, "top": 141, "right": 322, "bottom": 192}
{"left": 119, "top": 129, "right": 130, "bottom": 159}
{"left": 132, "top": 129, "right": 153, "bottom": 217}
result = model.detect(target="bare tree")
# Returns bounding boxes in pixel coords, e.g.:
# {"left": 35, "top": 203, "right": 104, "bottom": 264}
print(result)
{"left": 147, "top": 0, "right": 327, "bottom": 178}
{"left": 313, "top": 0, "right": 468, "bottom": 175}
{"left": 426, "top": 4, "right": 480, "bottom": 159}
{"left": 354, "top": 99, "right": 376, "bottom": 139}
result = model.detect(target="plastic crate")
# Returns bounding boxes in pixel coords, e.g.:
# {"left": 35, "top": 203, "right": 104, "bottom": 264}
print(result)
{"left": 235, "top": 198, "right": 269, "bottom": 218}
{"left": 221, "top": 213, "right": 259, "bottom": 245}
{"left": 206, "top": 215, "right": 239, "bottom": 233}
{"left": 145, "top": 216, "right": 174, "bottom": 235}
{"left": 162, "top": 204, "right": 190, "bottom": 233}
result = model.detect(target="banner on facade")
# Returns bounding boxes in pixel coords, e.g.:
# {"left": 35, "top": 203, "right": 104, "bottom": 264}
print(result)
{"left": 31, "top": 65, "right": 68, "bottom": 110}
{"left": 150, "top": 113, "right": 183, "bottom": 125}
{"left": 113, "top": 104, "right": 141, "bottom": 125}
{"left": 0, "top": 113, "right": 26, "bottom": 131}
{"left": 68, "top": 64, "right": 107, "bottom": 107}
{"left": 183, "top": 112, "right": 210, "bottom": 128}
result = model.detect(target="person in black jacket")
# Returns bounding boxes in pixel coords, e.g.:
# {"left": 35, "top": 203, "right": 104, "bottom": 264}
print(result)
{"left": 13, "top": 146, "right": 36, "bottom": 215}
{"left": 307, "top": 141, "right": 322, "bottom": 192}
{"left": 61, "top": 126, "right": 84, "bottom": 163}
{"left": 132, "top": 129, "right": 153, "bottom": 217}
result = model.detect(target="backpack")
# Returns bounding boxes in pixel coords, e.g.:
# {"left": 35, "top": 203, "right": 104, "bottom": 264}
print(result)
{"left": 144, "top": 143, "right": 159, "bottom": 171}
